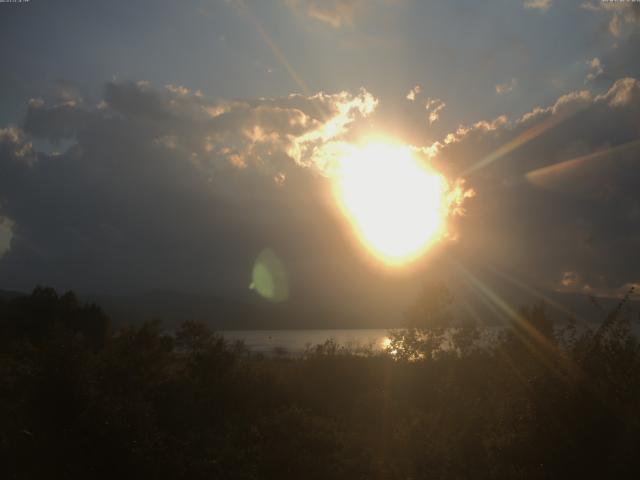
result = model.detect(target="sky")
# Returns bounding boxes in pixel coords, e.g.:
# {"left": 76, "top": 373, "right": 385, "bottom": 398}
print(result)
{"left": 0, "top": 0, "right": 639, "bottom": 324}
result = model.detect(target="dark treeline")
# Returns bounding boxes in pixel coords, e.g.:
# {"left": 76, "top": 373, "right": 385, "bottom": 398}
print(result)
{"left": 1, "top": 285, "right": 640, "bottom": 479}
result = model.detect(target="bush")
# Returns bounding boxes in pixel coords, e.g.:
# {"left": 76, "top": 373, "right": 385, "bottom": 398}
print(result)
{"left": 1, "top": 285, "right": 639, "bottom": 478}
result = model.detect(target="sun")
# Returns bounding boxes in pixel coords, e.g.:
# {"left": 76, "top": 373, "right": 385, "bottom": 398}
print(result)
{"left": 332, "top": 142, "right": 448, "bottom": 266}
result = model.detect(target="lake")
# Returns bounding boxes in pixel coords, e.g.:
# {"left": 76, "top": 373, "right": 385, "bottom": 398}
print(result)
{"left": 220, "top": 323, "right": 639, "bottom": 356}
{"left": 220, "top": 329, "right": 391, "bottom": 355}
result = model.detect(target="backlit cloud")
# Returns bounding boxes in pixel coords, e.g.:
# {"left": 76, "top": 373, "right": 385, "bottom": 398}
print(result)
{"left": 495, "top": 78, "right": 518, "bottom": 95}
{"left": 0, "top": 81, "right": 378, "bottom": 293}
{"left": 406, "top": 85, "right": 421, "bottom": 101}
{"left": 585, "top": 57, "right": 603, "bottom": 83}
{"left": 523, "top": 0, "right": 552, "bottom": 13}
{"left": 496, "top": 78, "right": 518, "bottom": 95}
{"left": 425, "top": 98, "right": 446, "bottom": 125}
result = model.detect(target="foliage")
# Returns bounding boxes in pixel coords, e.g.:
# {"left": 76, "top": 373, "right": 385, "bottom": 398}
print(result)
{"left": 1, "top": 285, "right": 640, "bottom": 478}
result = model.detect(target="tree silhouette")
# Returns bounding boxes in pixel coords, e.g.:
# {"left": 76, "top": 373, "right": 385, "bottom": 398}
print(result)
{"left": 2, "top": 284, "right": 640, "bottom": 478}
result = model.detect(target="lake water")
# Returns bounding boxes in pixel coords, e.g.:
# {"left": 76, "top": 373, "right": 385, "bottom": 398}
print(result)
{"left": 220, "top": 323, "right": 640, "bottom": 356}
{"left": 220, "top": 329, "right": 390, "bottom": 355}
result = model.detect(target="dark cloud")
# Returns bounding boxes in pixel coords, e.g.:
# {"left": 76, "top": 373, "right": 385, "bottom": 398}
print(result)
{"left": 0, "top": 82, "right": 376, "bottom": 296}
{"left": 435, "top": 78, "right": 640, "bottom": 294}
{"left": 599, "top": 29, "right": 640, "bottom": 82}
{"left": 2, "top": 76, "right": 640, "bottom": 324}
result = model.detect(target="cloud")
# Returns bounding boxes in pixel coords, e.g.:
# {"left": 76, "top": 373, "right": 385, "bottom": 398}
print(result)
{"left": 425, "top": 98, "right": 446, "bottom": 125}
{"left": 495, "top": 78, "right": 518, "bottom": 95}
{"left": 3, "top": 75, "right": 639, "bottom": 310}
{"left": 558, "top": 268, "right": 638, "bottom": 298}
{"left": 523, "top": 0, "right": 551, "bottom": 12}
{"left": 610, "top": 12, "right": 622, "bottom": 37}
{"left": 0, "top": 81, "right": 378, "bottom": 293}
{"left": 585, "top": 57, "right": 604, "bottom": 83}
{"left": 286, "top": 0, "right": 362, "bottom": 27}
{"left": 406, "top": 85, "right": 421, "bottom": 101}
{"left": 597, "top": 28, "right": 640, "bottom": 82}
{"left": 582, "top": 1, "right": 640, "bottom": 37}
{"left": 430, "top": 77, "right": 640, "bottom": 294}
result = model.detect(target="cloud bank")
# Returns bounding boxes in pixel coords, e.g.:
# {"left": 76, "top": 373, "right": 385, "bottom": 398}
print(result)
{"left": 433, "top": 77, "right": 640, "bottom": 294}
{"left": 0, "top": 81, "right": 377, "bottom": 294}
{"left": 1, "top": 75, "right": 639, "bottom": 305}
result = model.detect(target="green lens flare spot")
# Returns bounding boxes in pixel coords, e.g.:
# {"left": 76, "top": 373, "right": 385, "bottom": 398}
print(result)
{"left": 250, "top": 248, "right": 289, "bottom": 302}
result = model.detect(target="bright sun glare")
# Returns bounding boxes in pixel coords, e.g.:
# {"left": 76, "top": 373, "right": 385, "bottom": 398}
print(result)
{"left": 333, "top": 142, "right": 448, "bottom": 266}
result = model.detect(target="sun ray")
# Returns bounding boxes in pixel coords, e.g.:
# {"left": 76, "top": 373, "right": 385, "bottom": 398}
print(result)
{"left": 526, "top": 138, "right": 640, "bottom": 187}
{"left": 236, "top": 0, "right": 313, "bottom": 98}
{"left": 460, "top": 105, "right": 585, "bottom": 177}
{"left": 452, "top": 262, "right": 578, "bottom": 374}
{"left": 486, "top": 264, "right": 585, "bottom": 323}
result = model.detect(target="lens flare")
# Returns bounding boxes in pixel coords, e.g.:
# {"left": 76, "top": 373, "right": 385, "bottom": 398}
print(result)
{"left": 332, "top": 143, "right": 449, "bottom": 266}
{"left": 250, "top": 248, "right": 289, "bottom": 302}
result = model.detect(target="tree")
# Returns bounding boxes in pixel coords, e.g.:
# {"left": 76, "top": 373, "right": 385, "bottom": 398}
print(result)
{"left": 387, "top": 281, "right": 455, "bottom": 361}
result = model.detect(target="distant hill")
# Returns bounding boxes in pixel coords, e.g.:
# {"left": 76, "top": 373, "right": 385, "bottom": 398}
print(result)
{"left": 84, "top": 290, "right": 379, "bottom": 330}
{"left": 85, "top": 287, "right": 639, "bottom": 331}
{"left": 0, "top": 289, "right": 25, "bottom": 302}
{"left": 3, "top": 283, "right": 637, "bottom": 331}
